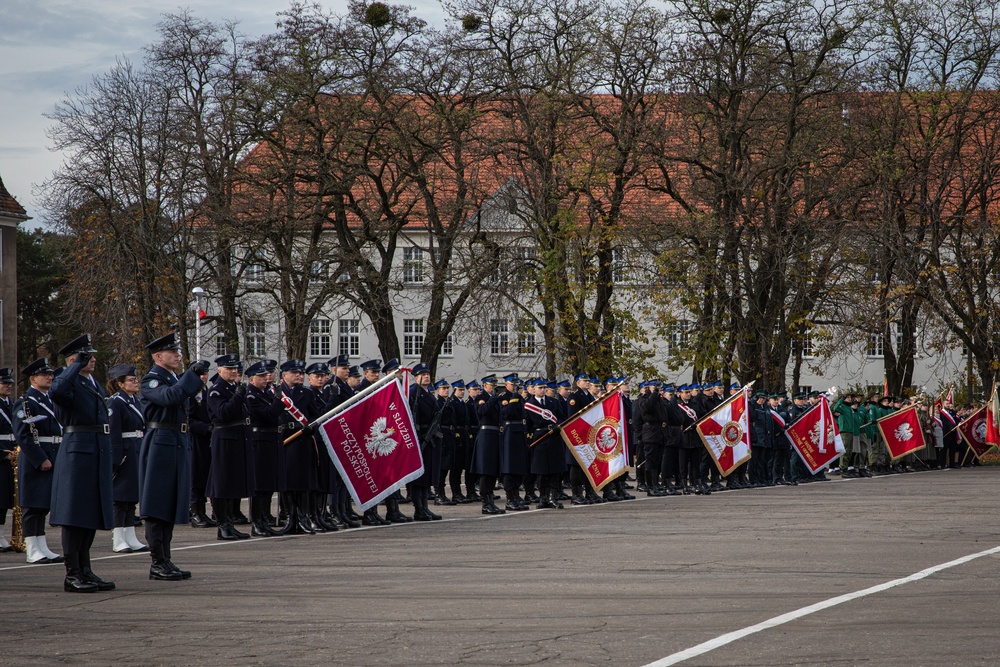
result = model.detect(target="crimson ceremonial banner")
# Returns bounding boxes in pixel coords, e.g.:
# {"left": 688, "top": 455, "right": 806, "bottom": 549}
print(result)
{"left": 784, "top": 397, "right": 844, "bottom": 474}
{"left": 560, "top": 391, "right": 629, "bottom": 492}
{"left": 876, "top": 405, "right": 926, "bottom": 461}
{"left": 317, "top": 378, "right": 424, "bottom": 511}
{"left": 696, "top": 388, "right": 752, "bottom": 476}
{"left": 958, "top": 406, "right": 994, "bottom": 460}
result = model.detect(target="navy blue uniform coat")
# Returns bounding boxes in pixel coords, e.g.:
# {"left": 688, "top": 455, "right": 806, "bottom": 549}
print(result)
{"left": 13, "top": 388, "right": 62, "bottom": 509}
{"left": 139, "top": 365, "right": 204, "bottom": 524}
{"left": 49, "top": 361, "right": 114, "bottom": 530}
{"left": 108, "top": 391, "right": 144, "bottom": 502}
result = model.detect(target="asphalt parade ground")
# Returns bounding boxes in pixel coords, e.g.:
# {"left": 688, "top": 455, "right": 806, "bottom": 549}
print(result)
{"left": 3, "top": 467, "right": 1000, "bottom": 666}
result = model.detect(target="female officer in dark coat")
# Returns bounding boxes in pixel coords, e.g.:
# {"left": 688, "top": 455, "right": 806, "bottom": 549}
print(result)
{"left": 106, "top": 363, "right": 147, "bottom": 553}
{"left": 49, "top": 334, "right": 115, "bottom": 593}
{"left": 139, "top": 332, "right": 209, "bottom": 581}
{"left": 206, "top": 354, "right": 254, "bottom": 541}
{"left": 14, "top": 358, "right": 64, "bottom": 564}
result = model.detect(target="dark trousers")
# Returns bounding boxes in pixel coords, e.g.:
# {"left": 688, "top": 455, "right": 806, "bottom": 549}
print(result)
{"left": 661, "top": 447, "right": 679, "bottom": 486}
{"left": 61, "top": 525, "right": 96, "bottom": 572}
{"left": 145, "top": 518, "right": 175, "bottom": 562}
{"left": 502, "top": 474, "right": 522, "bottom": 501}
{"left": 114, "top": 501, "right": 136, "bottom": 528}
{"left": 478, "top": 475, "right": 497, "bottom": 504}
{"left": 22, "top": 507, "right": 47, "bottom": 537}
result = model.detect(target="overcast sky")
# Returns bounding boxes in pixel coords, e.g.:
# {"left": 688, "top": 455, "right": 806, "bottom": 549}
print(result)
{"left": 0, "top": 0, "right": 446, "bottom": 228}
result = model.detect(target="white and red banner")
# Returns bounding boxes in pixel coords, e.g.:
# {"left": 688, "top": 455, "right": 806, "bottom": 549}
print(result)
{"left": 316, "top": 376, "right": 424, "bottom": 510}
{"left": 957, "top": 405, "right": 994, "bottom": 460}
{"left": 560, "top": 391, "right": 629, "bottom": 491}
{"left": 785, "top": 397, "right": 845, "bottom": 474}
{"left": 876, "top": 405, "right": 926, "bottom": 461}
{"left": 696, "top": 387, "right": 752, "bottom": 476}
{"left": 986, "top": 383, "right": 1000, "bottom": 447}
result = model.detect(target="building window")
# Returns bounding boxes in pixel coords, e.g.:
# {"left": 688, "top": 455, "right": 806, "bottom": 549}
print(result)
{"left": 245, "top": 250, "right": 266, "bottom": 284}
{"left": 441, "top": 334, "right": 454, "bottom": 358}
{"left": 793, "top": 334, "right": 814, "bottom": 359}
{"left": 403, "top": 247, "right": 424, "bottom": 284}
{"left": 867, "top": 333, "right": 884, "bottom": 358}
{"left": 338, "top": 319, "right": 360, "bottom": 357}
{"left": 516, "top": 320, "right": 536, "bottom": 356}
{"left": 214, "top": 336, "right": 227, "bottom": 357}
{"left": 309, "top": 319, "right": 332, "bottom": 358}
{"left": 403, "top": 319, "right": 424, "bottom": 357}
{"left": 667, "top": 320, "right": 689, "bottom": 357}
{"left": 490, "top": 319, "right": 510, "bottom": 356}
{"left": 612, "top": 247, "right": 628, "bottom": 284}
{"left": 310, "top": 261, "right": 329, "bottom": 279}
{"left": 245, "top": 319, "right": 266, "bottom": 358}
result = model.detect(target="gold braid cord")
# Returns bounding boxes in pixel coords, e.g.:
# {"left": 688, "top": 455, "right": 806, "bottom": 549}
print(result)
{"left": 9, "top": 447, "right": 23, "bottom": 552}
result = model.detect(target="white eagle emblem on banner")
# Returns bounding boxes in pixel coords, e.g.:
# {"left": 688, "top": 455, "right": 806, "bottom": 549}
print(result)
{"left": 894, "top": 422, "right": 913, "bottom": 441}
{"left": 364, "top": 417, "right": 397, "bottom": 457}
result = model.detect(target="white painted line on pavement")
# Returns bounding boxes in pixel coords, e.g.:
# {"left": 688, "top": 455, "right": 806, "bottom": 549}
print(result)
{"left": 641, "top": 543, "right": 1000, "bottom": 667}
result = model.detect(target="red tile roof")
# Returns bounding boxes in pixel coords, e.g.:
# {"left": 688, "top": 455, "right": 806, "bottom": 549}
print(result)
{"left": 0, "top": 175, "right": 28, "bottom": 220}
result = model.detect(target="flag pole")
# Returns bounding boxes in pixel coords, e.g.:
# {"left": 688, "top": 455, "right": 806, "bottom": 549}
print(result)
{"left": 282, "top": 369, "right": 403, "bottom": 445}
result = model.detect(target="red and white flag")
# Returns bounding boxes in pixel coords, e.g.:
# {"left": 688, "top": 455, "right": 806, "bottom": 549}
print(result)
{"left": 876, "top": 405, "right": 926, "bottom": 461}
{"left": 560, "top": 391, "right": 629, "bottom": 491}
{"left": 957, "top": 405, "right": 994, "bottom": 460}
{"left": 316, "top": 377, "right": 424, "bottom": 510}
{"left": 696, "top": 387, "right": 752, "bottom": 476}
{"left": 784, "top": 397, "right": 844, "bottom": 474}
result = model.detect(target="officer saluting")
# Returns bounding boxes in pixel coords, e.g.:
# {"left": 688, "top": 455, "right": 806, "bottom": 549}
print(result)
{"left": 13, "top": 358, "right": 64, "bottom": 564}
{"left": 106, "top": 363, "right": 148, "bottom": 553}
{"left": 49, "top": 334, "right": 115, "bottom": 593}
{"left": 139, "top": 332, "right": 210, "bottom": 581}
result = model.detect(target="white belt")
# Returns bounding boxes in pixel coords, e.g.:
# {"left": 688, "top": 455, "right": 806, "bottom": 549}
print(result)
{"left": 0, "top": 434, "right": 13, "bottom": 442}
{"left": 121, "top": 430, "right": 144, "bottom": 439}
{"left": 37, "top": 436, "right": 62, "bottom": 444}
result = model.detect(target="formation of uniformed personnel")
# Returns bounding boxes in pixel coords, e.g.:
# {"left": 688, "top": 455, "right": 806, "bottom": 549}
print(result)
{"left": 13, "top": 358, "right": 64, "bottom": 564}
{"left": 0, "top": 368, "right": 15, "bottom": 552}
{"left": 139, "top": 332, "right": 210, "bottom": 581}
{"left": 106, "top": 363, "right": 147, "bottom": 553}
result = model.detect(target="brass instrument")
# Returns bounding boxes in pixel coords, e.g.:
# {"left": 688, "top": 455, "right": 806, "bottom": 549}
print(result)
{"left": 8, "top": 446, "right": 23, "bottom": 552}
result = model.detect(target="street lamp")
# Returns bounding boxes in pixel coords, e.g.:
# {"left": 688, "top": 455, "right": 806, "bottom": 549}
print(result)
{"left": 191, "top": 287, "right": 205, "bottom": 361}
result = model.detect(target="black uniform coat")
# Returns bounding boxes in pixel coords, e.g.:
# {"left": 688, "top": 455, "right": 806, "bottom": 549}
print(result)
{"left": 470, "top": 390, "right": 503, "bottom": 477}
{"left": 139, "top": 365, "right": 205, "bottom": 524}
{"left": 246, "top": 384, "right": 286, "bottom": 494}
{"left": 750, "top": 402, "right": 775, "bottom": 449}
{"left": 446, "top": 393, "right": 467, "bottom": 472}
{"left": 13, "top": 388, "right": 62, "bottom": 509}
{"left": 409, "top": 383, "right": 444, "bottom": 487}
{"left": 437, "top": 393, "right": 458, "bottom": 473}
{"left": 108, "top": 391, "right": 144, "bottom": 502}
{"left": 278, "top": 383, "right": 318, "bottom": 493}
{"left": 312, "top": 381, "right": 345, "bottom": 493}
{"left": 498, "top": 390, "right": 530, "bottom": 476}
{"left": 187, "top": 383, "right": 212, "bottom": 494}
{"left": 206, "top": 379, "right": 255, "bottom": 499}
{"left": 0, "top": 396, "right": 15, "bottom": 510}
{"left": 528, "top": 394, "right": 566, "bottom": 475}
{"left": 49, "top": 361, "right": 114, "bottom": 530}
